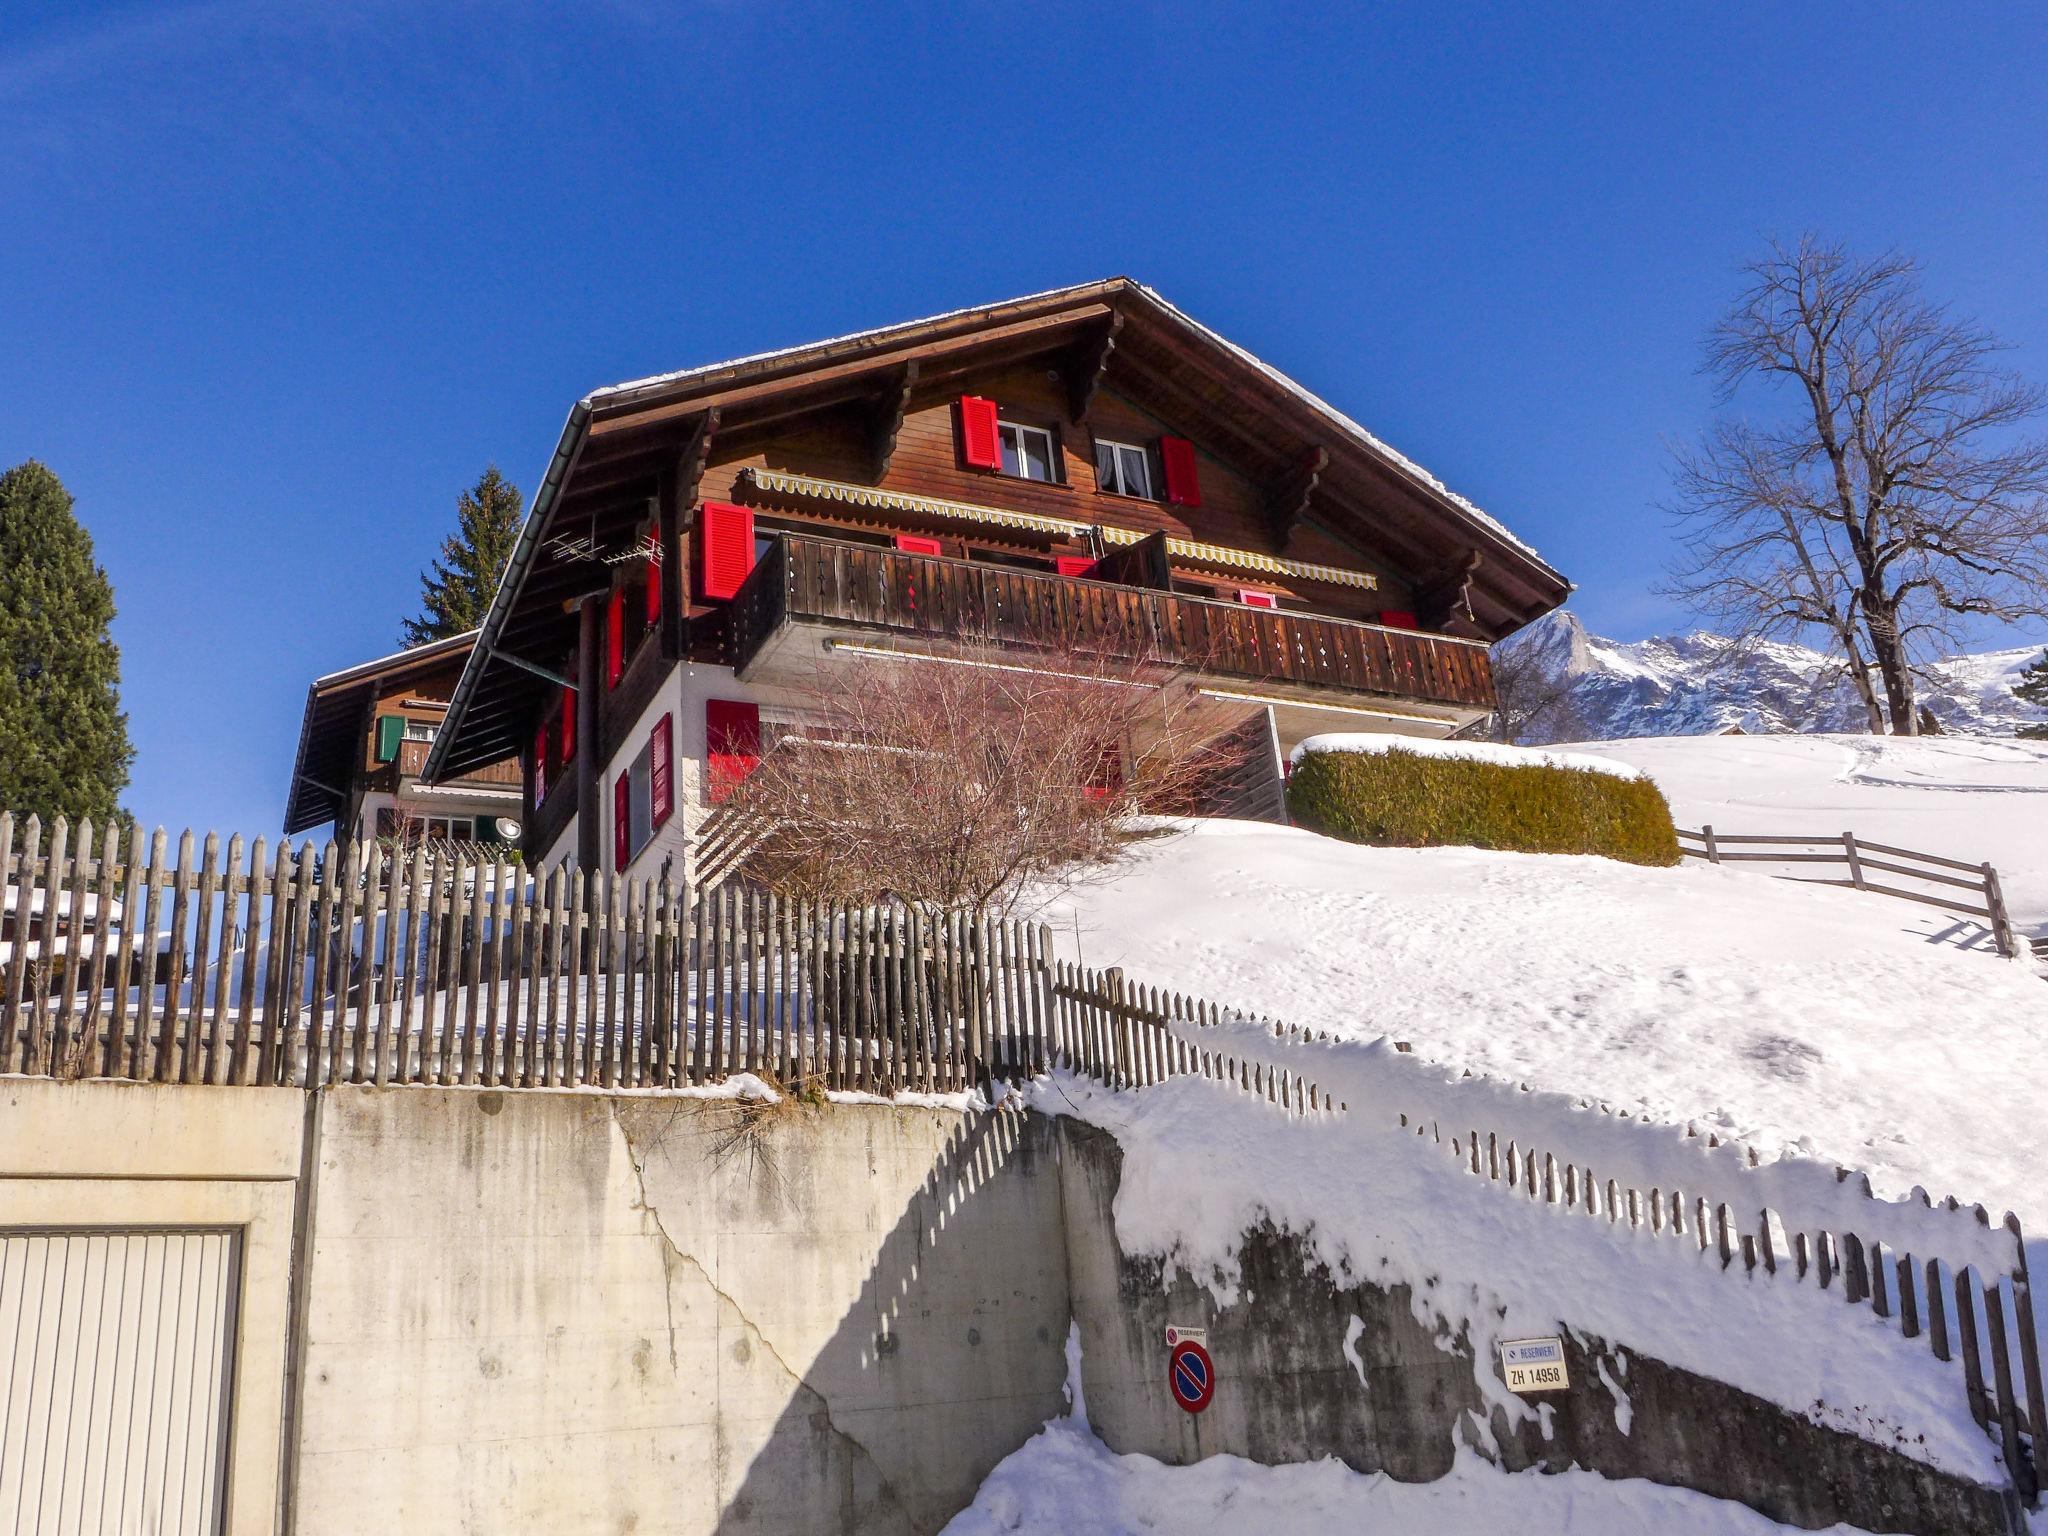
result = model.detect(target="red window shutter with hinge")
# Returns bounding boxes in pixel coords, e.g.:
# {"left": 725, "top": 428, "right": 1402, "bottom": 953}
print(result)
{"left": 645, "top": 545, "right": 662, "bottom": 625}
{"left": 613, "top": 773, "right": 630, "bottom": 872}
{"left": 650, "top": 714, "right": 674, "bottom": 829}
{"left": 1237, "top": 589, "right": 1277, "bottom": 609}
{"left": 1056, "top": 556, "right": 1097, "bottom": 578}
{"left": 560, "top": 685, "right": 577, "bottom": 762}
{"left": 1378, "top": 610, "right": 1418, "bottom": 630}
{"left": 697, "top": 501, "right": 756, "bottom": 601}
{"left": 706, "top": 699, "right": 761, "bottom": 805}
{"left": 894, "top": 534, "right": 943, "bottom": 557}
{"left": 606, "top": 590, "right": 624, "bottom": 687}
{"left": 1159, "top": 436, "right": 1202, "bottom": 507}
{"left": 533, "top": 723, "right": 548, "bottom": 805}
{"left": 958, "top": 396, "right": 1001, "bottom": 470}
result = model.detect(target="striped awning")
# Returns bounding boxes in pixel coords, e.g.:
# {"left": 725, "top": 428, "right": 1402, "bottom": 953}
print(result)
{"left": 739, "top": 468, "right": 1378, "bottom": 591}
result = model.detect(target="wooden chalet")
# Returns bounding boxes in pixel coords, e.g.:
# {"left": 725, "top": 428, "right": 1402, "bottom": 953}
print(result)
{"left": 422, "top": 279, "right": 1571, "bottom": 880}
{"left": 284, "top": 631, "right": 524, "bottom": 848}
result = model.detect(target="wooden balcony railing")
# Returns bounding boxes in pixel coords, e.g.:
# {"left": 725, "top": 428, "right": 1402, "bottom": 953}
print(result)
{"left": 396, "top": 739, "right": 523, "bottom": 787}
{"left": 726, "top": 533, "right": 1495, "bottom": 711}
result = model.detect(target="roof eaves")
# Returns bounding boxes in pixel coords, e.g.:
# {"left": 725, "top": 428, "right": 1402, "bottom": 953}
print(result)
{"left": 1127, "top": 283, "right": 1568, "bottom": 588}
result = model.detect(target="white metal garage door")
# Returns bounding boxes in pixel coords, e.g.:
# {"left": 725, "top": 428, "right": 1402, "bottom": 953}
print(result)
{"left": 0, "top": 1229, "right": 240, "bottom": 1536}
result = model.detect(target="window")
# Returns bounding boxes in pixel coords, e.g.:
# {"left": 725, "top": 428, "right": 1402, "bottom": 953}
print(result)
{"left": 617, "top": 715, "right": 677, "bottom": 867}
{"left": 403, "top": 719, "right": 437, "bottom": 743}
{"left": 1094, "top": 439, "right": 1153, "bottom": 499}
{"left": 998, "top": 421, "right": 1058, "bottom": 482}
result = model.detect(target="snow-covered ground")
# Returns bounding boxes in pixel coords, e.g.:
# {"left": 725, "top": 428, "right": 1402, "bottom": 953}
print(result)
{"left": 1579, "top": 733, "right": 2048, "bottom": 929}
{"left": 1042, "top": 815, "right": 2048, "bottom": 1232}
{"left": 946, "top": 1420, "right": 1892, "bottom": 1536}
{"left": 952, "top": 1413, "right": 1897, "bottom": 1535}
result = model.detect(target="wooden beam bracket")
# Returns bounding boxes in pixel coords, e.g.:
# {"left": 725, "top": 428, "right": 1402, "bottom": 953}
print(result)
{"left": 1267, "top": 446, "right": 1329, "bottom": 549}
{"left": 1066, "top": 313, "right": 1123, "bottom": 424}
{"left": 1414, "top": 548, "right": 1485, "bottom": 632}
{"left": 491, "top": 648, "right": 577, "bottom": 692}
{"left": 868, "top": 362, "right": 919, "bottom": 483}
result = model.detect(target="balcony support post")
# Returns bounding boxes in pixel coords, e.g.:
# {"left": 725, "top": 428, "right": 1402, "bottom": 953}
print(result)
{"left": 575, "top": 595, "right": 605, "bottom": 873}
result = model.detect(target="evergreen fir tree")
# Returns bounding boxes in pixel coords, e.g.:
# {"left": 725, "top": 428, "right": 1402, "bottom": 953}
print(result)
{"left": 0, "top": 461, "right": 134, "bottom": 824}
{"left": 401, "top": 466, "right": 525, "bottom": 646}
{"left": 2015, "top": 650, "right": 2048, "bottom": 739}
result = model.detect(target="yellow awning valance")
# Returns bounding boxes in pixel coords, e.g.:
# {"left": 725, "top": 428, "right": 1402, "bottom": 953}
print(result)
{"left": 739, "top": 469, "right": 1378, "bottom": 591}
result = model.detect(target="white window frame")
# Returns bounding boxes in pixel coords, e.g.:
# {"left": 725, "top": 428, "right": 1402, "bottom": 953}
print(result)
{"left": 403, "top": 719, "right": 438, "bottom": 743}
{"left": 623, "top": 739, "right": 657, "bottom": 863}
{"left": 998, "top": 420, "right": 1058, "bottom": 483}
{"left": 1095, "top": 438, "right": 1153, "bottom": 499}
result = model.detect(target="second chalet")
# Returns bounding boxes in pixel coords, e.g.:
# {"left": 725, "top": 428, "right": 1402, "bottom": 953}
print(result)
{"left": 423, "top": 279, "right": 1571, "bottom": 882}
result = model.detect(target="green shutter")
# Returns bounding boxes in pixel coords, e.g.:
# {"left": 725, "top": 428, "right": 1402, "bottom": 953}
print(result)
{"left": 375, "top": 715, "right": 404, "bottom": 763}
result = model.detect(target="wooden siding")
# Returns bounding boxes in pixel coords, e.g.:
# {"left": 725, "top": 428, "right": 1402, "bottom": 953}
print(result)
{"left": 695, "top": 363, "right": 1416, "bottom": 623}
{"left": 725, "top": 534, "right": 1493, "bottom": 711}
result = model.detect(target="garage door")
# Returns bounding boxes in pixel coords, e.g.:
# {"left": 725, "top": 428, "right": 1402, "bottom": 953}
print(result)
{"left": 0, "top": 1229, "right": 240, "bottom": 1535}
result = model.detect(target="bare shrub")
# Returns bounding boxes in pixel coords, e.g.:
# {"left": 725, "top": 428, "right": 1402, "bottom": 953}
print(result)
{"left": 709, "top": 632, "right": 1249, "bottom": 920}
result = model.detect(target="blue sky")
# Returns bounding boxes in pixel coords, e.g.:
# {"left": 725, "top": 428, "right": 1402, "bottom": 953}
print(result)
{"left": 4, "top": 2, "right": 2046, "bottom": 837}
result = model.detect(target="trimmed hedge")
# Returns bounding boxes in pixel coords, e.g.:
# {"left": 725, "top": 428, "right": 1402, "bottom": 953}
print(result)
{"left": 1286, "top": 746, "right": 1681, "bottom": 866}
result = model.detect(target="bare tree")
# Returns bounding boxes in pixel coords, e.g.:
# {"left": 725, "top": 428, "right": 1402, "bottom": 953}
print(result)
{"left": 1485, "top": 639, "right": 1590, "bottom": 744}
{"left": 1666, "top": 238, "right": 2048, "bottom": 733}
{"left": 703, "top": 633, "right": 1249, "bottom": 920}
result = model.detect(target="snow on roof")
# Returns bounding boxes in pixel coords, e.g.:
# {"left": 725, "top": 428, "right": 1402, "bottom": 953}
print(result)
{"left": 312, "top": 628, "right": 479, "bottom": 692}
{"left": 1130, "top": 283, "right": 1555, "bottom": 572}
{"left": 580, "top": 280, "right": 1103, "bottom": 406}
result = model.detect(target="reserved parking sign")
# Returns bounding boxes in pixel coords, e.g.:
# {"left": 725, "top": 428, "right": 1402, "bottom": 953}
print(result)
{"left": 1500, "top": 1336, "right": 1570, "bottom": 1393}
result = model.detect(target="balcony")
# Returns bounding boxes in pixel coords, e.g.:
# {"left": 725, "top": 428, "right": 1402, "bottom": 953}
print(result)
{"left": 396, "top": 738, "right": 523, "bottom": 787}
{"left": 724, "top": 533, "right": 1494, "bottom": 717}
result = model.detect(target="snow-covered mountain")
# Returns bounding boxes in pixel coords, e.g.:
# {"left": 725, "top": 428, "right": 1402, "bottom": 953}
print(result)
{"left": 1498, "top": 610, "right": 2047, "bottom": 742}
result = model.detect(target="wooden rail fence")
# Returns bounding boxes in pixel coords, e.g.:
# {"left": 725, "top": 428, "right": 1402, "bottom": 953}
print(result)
{"left": 1678, "top": 825, "right": 2024, "bottom": 960}
{"left": 0, "top": 807, "right": 2037, "bottom": 1502}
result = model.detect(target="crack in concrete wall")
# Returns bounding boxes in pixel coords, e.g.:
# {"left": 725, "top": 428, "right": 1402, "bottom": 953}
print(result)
{"left": 606, "top": 1100, "right": 921, "bottom": 1534}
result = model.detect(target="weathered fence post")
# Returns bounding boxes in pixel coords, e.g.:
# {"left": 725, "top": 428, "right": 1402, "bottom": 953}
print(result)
{"left": 1981, "top": 864, "right": 2018, "bottom": 959}
{"left": 1842, "top": 832, "right": 1866, "bottom": 890}
{"left": 1701, "top": 823, "right": 1720, "bottom": 864}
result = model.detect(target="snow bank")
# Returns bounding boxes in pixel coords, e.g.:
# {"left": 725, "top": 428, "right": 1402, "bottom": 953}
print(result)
{"left": 1578, "top": 733, "right": 2048, "bottom": 927}
{"left": 942, "top": 1422, "right": 1887, "bottom": 1535}
{"left": 1025, "top": 1070, "right": 2001, "bottom": 1482}
{"left": 1043, "top": 819, "right": 2048, "bottom": 1230}
{"left": 1292, "top": 733, "right": 1648, "bottom": 782}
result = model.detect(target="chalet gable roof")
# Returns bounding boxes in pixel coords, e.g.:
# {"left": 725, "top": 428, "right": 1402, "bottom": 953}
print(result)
{"left": 424, "top": 279, "right": 1571, "bottom": 782}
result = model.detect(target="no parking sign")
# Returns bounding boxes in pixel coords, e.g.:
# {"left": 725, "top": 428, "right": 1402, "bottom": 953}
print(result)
{"left": 1168, "top": 1339, "right": 1215, "bottom": 1413}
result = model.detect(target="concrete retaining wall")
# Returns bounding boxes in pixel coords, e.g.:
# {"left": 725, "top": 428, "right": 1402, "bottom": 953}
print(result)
{"left": 1056, "top": 1119, "right": 2017, "bottom": 1536}
{"left": 0, "top": 1081, "right": 2021, "bottom": 1533}
{"left": 291, "top": 1089, "right": 1070, "bottom": 1536}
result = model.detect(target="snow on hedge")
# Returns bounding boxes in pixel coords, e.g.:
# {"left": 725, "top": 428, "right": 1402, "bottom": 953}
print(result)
{"left": 943, "top": 1421, "right": 1887, "bottom": 1536}
{"left": 1290, "top": 733, "right": 1649, "bottom": 781}
{"left": 1022, "top": 1070, "right": 2001, "bottom": 1482}
{"left": 1043, "top": 820, "right": 2048, "bottom": 1232}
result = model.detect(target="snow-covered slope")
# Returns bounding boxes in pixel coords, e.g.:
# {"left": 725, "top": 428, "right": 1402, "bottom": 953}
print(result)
{"left": 1041, "top": 819, "right": 2048, "bottom": 1230}
{"left": 1503, "top": 610, "right": 2048, "bottom": 741}
{"left": 1581, "top": 733, "right": 2048, "bottom": 928}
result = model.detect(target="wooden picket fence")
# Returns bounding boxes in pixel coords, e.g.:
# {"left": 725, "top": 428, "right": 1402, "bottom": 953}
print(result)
{"left": 0, "top": 812, "right": 1278, "bottom": 1097}
{"left": 1678, "top": 825, "right": 2024, "bottom": 959}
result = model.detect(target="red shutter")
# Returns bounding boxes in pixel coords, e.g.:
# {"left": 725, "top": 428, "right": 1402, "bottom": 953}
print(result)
{"left": 645, "top": 546, "right": 662, "bottom": 626}
{"left": 606, "top": 590, "right": 624, "bottom": 687}
{"left": 650, "top": 713, "right": 674, "bottom": 829}
{"left": 706, "top": 699, "right": 761, "bottom": 804}
{"left": 533, "top": 723, "right": 548, "bottom": 806}
{"left": 560, "top": 686, "right": 577, "bottom": 762}
{"left": 1056, "top": 556, "right": 1098, "bottom": 578}
{"left": 1159, "top": 436, "right": 1201, "bottom": 507}
{"left": 697, "top": 501, "right": 756, "bottom": 600}
{"left": 613, "top": 773, "right": 630, "bottom": 872}
{"left": 957, "top": 396, "right": 1001, "bottom": 470}
{"left": 894, "top": 534, "right": 943, "bottom": 557}
{"left": 1237, "top": 589, "right": 1278, "bottom": 609}
{"left": 1378, "top": 610, "right": 1419, "bottom": 630}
